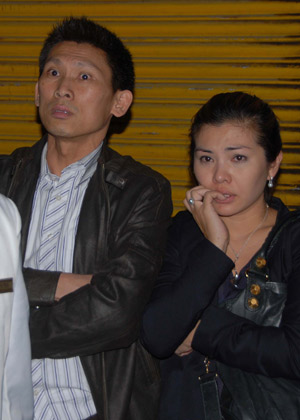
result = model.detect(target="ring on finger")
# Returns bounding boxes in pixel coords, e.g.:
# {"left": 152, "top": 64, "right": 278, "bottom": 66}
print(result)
{"left": 188, "top": 198, "right": 195, "bottom": 205}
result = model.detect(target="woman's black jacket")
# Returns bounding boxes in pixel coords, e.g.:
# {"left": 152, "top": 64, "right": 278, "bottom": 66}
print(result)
{"left": 141, "top": 197, "right": 300, "bottom": 419}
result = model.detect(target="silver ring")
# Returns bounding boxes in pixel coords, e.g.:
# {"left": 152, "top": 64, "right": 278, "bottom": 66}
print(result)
{"left": 188, "top": 198, "right": 195, "bottom": 205}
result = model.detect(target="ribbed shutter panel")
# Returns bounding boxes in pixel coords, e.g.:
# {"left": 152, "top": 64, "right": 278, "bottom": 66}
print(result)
{"left": 0, "top": 1, "right": 299, "bottom": 212}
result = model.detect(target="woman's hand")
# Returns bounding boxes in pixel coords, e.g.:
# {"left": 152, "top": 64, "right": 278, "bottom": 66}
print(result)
{"left": 175, "top": 320, "right": 200, "bottom": 357}
{"left": 184, "top": 186, "right": 229, "bottom": 252}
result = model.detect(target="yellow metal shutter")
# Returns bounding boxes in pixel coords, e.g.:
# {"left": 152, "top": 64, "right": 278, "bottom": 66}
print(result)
{"left": 0, "top": 1, "right": 299, "bottom": 213}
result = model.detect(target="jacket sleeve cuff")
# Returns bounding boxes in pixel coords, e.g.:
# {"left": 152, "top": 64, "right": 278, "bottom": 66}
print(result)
{"left": 192, "top": 305, "right": 245, "bottom": 355}
{"left": 187, "top": 239, "right": 234, "bottom": 299}
{"left": 23, "top": 267, "right": 60, "bottom": 305}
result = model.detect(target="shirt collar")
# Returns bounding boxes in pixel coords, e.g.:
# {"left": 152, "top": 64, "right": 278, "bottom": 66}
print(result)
{"left": 40, "top": 142, "right": 103, "bottom": 185}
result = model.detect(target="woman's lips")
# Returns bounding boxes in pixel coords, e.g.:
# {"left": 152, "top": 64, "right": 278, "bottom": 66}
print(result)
{"left": 214, "top": 193, "right": 235, "bottom": 204}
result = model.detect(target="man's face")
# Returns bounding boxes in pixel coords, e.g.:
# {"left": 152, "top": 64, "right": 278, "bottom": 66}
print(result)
{"left": 35, "top": 41, "right": 129, "bottom": 145}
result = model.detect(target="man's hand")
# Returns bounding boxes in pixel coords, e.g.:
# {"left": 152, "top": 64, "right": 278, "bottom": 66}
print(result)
{"left": 55, "top": 273, "right": 92, "bottom": 300}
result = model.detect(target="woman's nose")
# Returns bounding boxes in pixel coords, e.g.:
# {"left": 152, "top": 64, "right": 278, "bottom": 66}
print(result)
{"left": 213, "top": 164, "right": 231, "bottom": 183}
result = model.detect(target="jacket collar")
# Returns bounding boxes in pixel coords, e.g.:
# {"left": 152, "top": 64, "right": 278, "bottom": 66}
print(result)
{"left": 98, "top": 141, "right": 128, "bottom": 190}
{"left": 14, "top": 135, "right": 129, "bottom": 191}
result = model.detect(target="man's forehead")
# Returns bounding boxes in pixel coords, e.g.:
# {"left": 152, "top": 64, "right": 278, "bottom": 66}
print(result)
{"left": 46, "top": 41, "right": 108, "bottom": 67}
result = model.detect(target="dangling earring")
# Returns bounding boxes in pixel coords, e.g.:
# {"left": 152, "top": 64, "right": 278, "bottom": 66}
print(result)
{"left": 268, "top": 176, "right": 274, "bottom": 188}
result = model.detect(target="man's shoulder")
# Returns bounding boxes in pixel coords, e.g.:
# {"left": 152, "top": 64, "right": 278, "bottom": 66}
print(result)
{"left": 0, "top": 139, "right": 45, "bottom": 196}
{"left": 104, "top": 146, "right": 170, "bottom": 188}
{"left": 0, "top": 137, "right": 45, "bottom": 164}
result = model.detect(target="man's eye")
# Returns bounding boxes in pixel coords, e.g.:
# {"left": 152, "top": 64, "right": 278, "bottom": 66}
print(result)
{"left": 81, "top": 74, "right": 90, "bottom": 80}
{"left": 49, "top": 69, "right": 58, "bottom": 76}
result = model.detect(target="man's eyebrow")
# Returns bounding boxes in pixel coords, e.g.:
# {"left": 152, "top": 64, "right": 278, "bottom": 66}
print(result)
{"left": 45, "top": 57, "right": 63, "bottom": 66}
{"left": 225, "top": 145, "right": 252, "bottom": 151}
{"left": 45, "top": 57, "right": 101, "bottom": 71}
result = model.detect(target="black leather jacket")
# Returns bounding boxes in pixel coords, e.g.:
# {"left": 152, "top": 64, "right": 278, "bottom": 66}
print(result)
{"left": 0, "top": 136, "right": 172, "bottom": 420}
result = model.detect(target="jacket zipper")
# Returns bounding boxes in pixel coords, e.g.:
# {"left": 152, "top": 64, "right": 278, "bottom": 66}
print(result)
{"left": 101, "top": 352, "right": 109, "bottom": 420}
{"left": 97, "top": 163, "right": 110, "bottom": 265}
{"left": 100, "top": 162, "right": 110, "bottom": 420}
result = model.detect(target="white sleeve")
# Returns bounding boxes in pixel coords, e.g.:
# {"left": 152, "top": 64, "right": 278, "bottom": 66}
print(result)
{"left": 0, "top": 195, "right": 33, "bottom": 420}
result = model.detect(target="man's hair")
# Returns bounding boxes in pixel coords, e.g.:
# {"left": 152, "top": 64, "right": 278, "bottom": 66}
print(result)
{"left": 39, "top": 16, "right": 135, "bottom": 93}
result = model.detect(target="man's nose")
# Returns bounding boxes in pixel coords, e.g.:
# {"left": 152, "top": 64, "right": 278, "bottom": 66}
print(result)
{"left": 54, "top": 78, "right": 73, "bottom": 99}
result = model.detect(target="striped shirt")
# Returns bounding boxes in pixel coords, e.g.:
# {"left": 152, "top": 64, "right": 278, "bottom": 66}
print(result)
{"left": 24, "top": 143, "right": 101, "bottom": 420}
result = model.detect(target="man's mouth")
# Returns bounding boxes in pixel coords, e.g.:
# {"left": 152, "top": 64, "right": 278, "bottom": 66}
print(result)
{"left": 51, "top": 105, "right": 73, "bottom": 118}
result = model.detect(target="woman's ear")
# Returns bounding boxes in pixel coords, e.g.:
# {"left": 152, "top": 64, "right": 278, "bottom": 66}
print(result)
{"left": 111, "top": 90, "right": 133, "bottom": 117}
{"left": 268, "top": 151, "right": 283, "bottom": 180}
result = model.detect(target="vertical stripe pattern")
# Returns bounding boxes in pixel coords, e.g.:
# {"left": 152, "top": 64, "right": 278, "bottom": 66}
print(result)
{"left": 24, "top": 143, "right": 101, "bottom": 420}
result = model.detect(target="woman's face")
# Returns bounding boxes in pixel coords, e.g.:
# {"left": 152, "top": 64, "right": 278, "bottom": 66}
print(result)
{"left": 193, "top": 122, "right": 282, "bottom": 217}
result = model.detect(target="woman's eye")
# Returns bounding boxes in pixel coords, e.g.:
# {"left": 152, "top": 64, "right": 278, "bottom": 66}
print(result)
{"left": 233, "top": 155, "right": 246, "bottom": 162}
{"left": 80, "top": 74, "right": 90, "bottom": 80}
{"left": 199, "top": 156, "right": 212, "bottom": 163}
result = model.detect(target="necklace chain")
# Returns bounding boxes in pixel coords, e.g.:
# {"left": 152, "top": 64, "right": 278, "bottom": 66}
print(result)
{"left": 229, "top": 205, "right": 269, "bottom": 281}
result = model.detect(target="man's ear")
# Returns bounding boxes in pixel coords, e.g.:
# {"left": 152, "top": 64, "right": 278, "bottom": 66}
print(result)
{"left": 111, "top": 90, "right": 133, "bottom": 117}
{"left": 34, "top": 82, "right": 40, "bottom": 107}
{"left": 268, "top": 151, "right": 283, "bottom": 179}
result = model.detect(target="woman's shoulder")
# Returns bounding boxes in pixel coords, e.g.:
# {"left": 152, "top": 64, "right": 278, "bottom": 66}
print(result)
{"left": 267, "top": 199, "right": 300, "bottom": 275}
{"left": 171, "top": 209, "right": 198, "bottom": 229}
{"left": 271, "top": 198, "right": 300, "bottom": 241}
{"left": 165, "top": 210, "right": 207, "bottom": 259}
{"left": 280, "top": 211, "right": 300, "bottom": 248}
{"left": 170, "top": 210, "right": 202, "bottom": 239}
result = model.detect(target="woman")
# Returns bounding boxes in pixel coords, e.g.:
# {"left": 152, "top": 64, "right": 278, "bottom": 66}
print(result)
{"left": 141, "top": 91, "right": 300, "bottom": 420}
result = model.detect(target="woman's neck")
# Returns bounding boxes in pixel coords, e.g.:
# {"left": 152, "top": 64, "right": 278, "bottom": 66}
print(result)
{"left": 222, "top": 201, "right": 279, "bottom": 275}
{"left": 222, "top": 200, "right": 271, "bottom": 241}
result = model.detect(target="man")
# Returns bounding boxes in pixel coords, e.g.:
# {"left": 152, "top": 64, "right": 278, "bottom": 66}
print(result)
{"left": 0, "top": 194, "right": 33, "bottom": 420}
{"left": 0, "top": 17, "right": 172, "bottom": 420}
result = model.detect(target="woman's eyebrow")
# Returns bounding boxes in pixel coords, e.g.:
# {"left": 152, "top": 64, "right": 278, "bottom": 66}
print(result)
{"left": 194, "top": 147, "right": 212, "bottom": 153}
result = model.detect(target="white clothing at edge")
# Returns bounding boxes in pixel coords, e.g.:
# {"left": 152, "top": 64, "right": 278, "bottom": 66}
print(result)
{"left": 0, "top": 194, "right": 33, "bottom": 420}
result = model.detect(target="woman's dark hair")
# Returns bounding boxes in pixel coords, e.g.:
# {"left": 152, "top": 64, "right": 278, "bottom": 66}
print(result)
{"left": 189, "top": 91, "right": 282, "bottom": 201}
{"left": 39, "top": 16, "right": 135, "bottom": 93}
